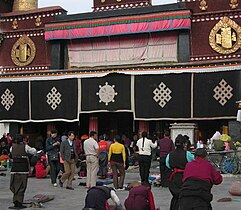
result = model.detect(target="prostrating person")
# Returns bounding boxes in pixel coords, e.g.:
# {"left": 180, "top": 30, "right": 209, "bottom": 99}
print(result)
{"left": 179, "top": 148, "right": 223, "bottom": 210}
{"left": 83, "top": 186, "right": 123, "bottom": 210}
{"left": 124, "top": 182, "right": 156, "bottom": 210}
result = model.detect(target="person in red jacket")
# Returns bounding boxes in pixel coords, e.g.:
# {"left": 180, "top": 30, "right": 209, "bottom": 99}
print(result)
{"left": 35, "top": 154, "right": 50, "bottom": 179}
{"left": 124, "top": 182, "right": 157, "bottom": 210}
{"left": 179, "top": 148, "right": 223, "bottom": 210}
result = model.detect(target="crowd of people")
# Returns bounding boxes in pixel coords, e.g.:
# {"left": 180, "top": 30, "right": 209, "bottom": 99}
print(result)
{"left": 0, "top": 129, "right": 224, "bottom": 210}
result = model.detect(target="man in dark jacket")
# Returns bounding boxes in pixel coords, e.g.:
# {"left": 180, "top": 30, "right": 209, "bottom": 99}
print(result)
{"left": 179, "top": 148, "right": 223, "bottom": 210}
{"left": 9, "top": 134, "right": 37, "bottom": 209}
{"left": 159, "top": 131, "right": 174, "bottom": 187}
{"left": 59, "top": 131, "right": 78, "bottom": 190}
{"left": 45, "top": 129, "right": 61, "bottom": 187}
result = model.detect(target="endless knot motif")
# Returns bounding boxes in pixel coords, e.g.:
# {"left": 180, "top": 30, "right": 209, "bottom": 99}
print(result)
{"left": 96, "top": 82, "right": 118, "bottom": 106}
{"left": 213, "top": 79, "right": 233, "bottom": 106}
{"left": 1, "top": 89, "right": 15, "bottom": 111}
{"left": 46, "top": 87, "right": 62, "bottom": 110}
{"left": 153, "top": 82, "right": 172, "bottom": 108}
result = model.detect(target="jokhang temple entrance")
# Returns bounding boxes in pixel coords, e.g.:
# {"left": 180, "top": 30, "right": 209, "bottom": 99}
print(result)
{"left": 0, "top": 0, "right": 241, "bottom": 145}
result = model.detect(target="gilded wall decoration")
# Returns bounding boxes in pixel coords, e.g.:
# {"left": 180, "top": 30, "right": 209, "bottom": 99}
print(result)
{"left": 209, "top": 17, "right": 241, "bottom": 54}
{"left": 11, "top": 35, "right": 36, "bottom": 66}
{"left": 35, "top": 17, "right": 42, "bottom": 27}
{"left": 199, "top": 0, "right": 208, "bottom": 11}
{"left": 230, "top": 0, "right": 239, "bottom": 9}
{"left": 12, "top": 20, "right": 18, "bottom": 30}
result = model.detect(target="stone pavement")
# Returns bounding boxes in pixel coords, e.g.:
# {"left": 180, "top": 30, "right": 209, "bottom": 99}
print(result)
{"left": 1, "top": 168, "right": 241, "bottom": 210}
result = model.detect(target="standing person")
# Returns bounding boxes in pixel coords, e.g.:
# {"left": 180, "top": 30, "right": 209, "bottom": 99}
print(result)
{"left": 179, "top": 148, "right": 223, "bottom": 210}
{"left": 108, "top": 135, "right": 126, "bottom": 190}
{"left": 83, "top": 131, "right": 99, "bottom": 188}
{"left": 9, "top": 134, "right": 37, "bottom": 209}
{"left": 136, "top": 132, "right": 157, "bottom": 185}
{"left": 45, "top": 129, "right": 61, "bottom": 187}
{"left": 59, "top": 131, "right": 78, "bottom": 190}
{"left": 7, "top": 133, "right": 12, "bottom": 146}
{"left": 159, "top": 131, "right": 175, "bottom": 187}
{"left": 166, "top": 134, "right": 194, "bottom": 210}
{"left": 98, "top": 135, "right": 109, "bottom": 179}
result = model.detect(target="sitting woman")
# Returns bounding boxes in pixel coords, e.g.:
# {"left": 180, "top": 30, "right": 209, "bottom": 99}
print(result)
{"left": 35, "top": 154, "right": 50, "bottom": 179}
{"left": 124, "top": 182, "right": 156, "bottom": 210}
{"left": 83, "top": 186, "right": 123, "bottom": 210}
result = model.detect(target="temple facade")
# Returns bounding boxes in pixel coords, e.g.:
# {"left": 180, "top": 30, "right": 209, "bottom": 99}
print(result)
{"left": 0, "top": 0, "right": 240, "bottom": 143}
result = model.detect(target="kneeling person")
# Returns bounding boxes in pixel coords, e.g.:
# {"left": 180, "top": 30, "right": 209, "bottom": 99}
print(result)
{"left": 83, "top": 186, "right": 123, "bottom": 210}
{"left": 179, "top": 148, "right": 223, "bottom": 210}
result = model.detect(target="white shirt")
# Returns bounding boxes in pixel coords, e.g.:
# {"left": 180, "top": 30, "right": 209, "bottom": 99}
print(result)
{"left": 83, "top": 137, "right": 99, "bottom": 155}
{"left": 136, "top": 137, "right": 157, "bottom": 156}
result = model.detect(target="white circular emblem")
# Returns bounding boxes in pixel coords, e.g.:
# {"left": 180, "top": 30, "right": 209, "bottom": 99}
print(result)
{"left": 96, "top": 82, "right": 118, "bottom": 106}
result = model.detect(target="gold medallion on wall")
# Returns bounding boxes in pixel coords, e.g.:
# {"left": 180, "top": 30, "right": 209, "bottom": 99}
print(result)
{"left": 11, "top": 35, "right": 36, "bottom": 66}
{"left": 209, "top": 17, "right": 241, "bottom": 54}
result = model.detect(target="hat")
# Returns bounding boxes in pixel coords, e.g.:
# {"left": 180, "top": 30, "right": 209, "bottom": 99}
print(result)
{"left": 81, "top": 134, "right": 88, "bottom": 140}
{"left": 195, "top": 148, "right": 208, "bottom": 158}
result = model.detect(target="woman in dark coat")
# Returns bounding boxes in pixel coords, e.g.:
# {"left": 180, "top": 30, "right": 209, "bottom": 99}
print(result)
{"left": 165, "top": 134, "right": 194, "bottom": 210}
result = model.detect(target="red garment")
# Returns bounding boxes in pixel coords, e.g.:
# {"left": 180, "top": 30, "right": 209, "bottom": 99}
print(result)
{"left": 183, "top": 158, "right": 223, "bottom": 185}
{"left": 125, "top": 185, "right": 155, "bottom": 210}
{"left": 98, "top": 140, "right": 109, "bottom": 151}
{"left": 0, "top": 154, "right": 10, "bottom": 161}
{"left": 169, "top": 168, "right": 185, "bottom": 181}
{"left": 75, "top": 138, "right": 82, "bottom": 155}
{"left": 35, "top": 161, "right": 47, "bottom": 178}
{"left": 148, "top": 190, "right": 156, "bottom": 210}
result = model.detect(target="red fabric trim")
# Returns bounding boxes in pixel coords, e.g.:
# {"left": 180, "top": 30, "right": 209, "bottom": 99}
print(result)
{"left": 45, "top": 18, "right": 190, "bottom": 40}
{"left": 151, "top": 19, "right": 170, "bottom": 30}
{"left": 172, "top": 18, "right": 191, "bottom": 28}
{"left": 72, "top": 28, "right": 89, "bottom": 37}
{"left": 130, "top": 22, "right": 149, "bottom": 32}
{"left": 110, "top": 24, "right": 129, "bottom": 34}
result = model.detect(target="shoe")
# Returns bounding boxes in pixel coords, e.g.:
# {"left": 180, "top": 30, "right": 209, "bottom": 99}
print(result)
{"left": 18, "top": 205, "right": 27, "bottom": 209}
{"left": 53, "top": 183, "right": 58, "bottom": 187}
{"left": 59, "top": 179, "right": 63, "bottom": 187}
{"left": 66, "top": 186, "right": 74, "bottom": 190}
{"left": 117, "top": 187, "right": 125, "bottom": 191}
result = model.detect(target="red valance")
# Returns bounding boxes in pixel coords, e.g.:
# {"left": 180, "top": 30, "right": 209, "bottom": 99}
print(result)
{"left": 45, "top": 10, "right": 191, "bottom": 40}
